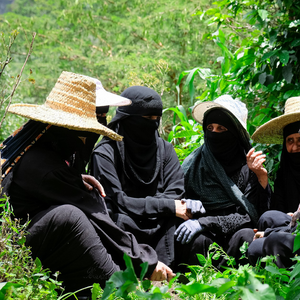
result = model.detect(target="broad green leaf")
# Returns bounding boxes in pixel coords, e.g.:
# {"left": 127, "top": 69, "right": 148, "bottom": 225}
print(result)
{"left": 261, "top": 50, "right": 278, "bottom": 61}
{"left": 282, "top": 65, "right": 293, "bottom": 83}
{"left": 293, "top": 234, "right": 300, "bottom": 253}
{"left": 290, "top": 262, "right": 300, "bottom": 282}
{"left": 278, "top": 50, "right": 289, "bottom": 64}
{"left": 196, "top": 253, "right": 207, "bottom": 266}
{"left": 258, "top": 73, "right": 267, "bottom": 84}
{"left": 258, "top": 10, "right": 268, "bottom": 21}
{"left": 265, "top": 265, "right": 281, "bottom": 275}
{"left": 291, "top": 39, "right": 300, "bottom": 47}
{"left": 176, "top": 282, "right": 218, "bottom": 295}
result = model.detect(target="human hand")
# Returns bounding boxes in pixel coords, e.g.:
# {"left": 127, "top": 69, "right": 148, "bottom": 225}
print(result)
{"left": 175, "top": 200, "right": 190, "bottom": 220}
{"left": 182, "top": 198, "right": 206, "bottom": 215}
{"left": 174, "top": 219, "right": 204, "bottom": 244}
{"left": 150, "top": 261, "right": 175, "bottom": 282}
{"left": 253, "top": 228, "right": 264, "bottom": 240}
{"left": 246, "top": 148, "right": 268, "bottom": 188}
{"left": 81, "top": 174, "right": 106, "bottom": 197}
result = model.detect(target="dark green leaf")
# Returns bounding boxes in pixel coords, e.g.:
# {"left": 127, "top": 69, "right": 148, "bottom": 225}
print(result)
{"left": 282, "top": 65, "right": 293, "bottom": 83}
{"left": 278, "top": 50, "right": 289, "bottom": 64}
{"left": 259, "top": 72, "right": 267, "bottom": 84}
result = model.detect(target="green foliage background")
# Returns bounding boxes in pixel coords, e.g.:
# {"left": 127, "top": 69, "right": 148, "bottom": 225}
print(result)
{"left": 0, "top": 0, "right": 219, "bottom": 141}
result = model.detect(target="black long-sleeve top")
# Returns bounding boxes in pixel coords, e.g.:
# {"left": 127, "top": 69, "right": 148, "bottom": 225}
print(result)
{"left": 91, "top": 138, "right": 185, "bottom": 266}
{"left": 7, "top": 144, "right": 158, "bottom": 277}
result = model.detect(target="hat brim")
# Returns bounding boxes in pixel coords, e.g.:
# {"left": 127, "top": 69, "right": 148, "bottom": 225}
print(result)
{"left": 192, "top": 101, "right": 248, "bottom": 132}
{"left": 8, "top": 103, "right": 123, "bottom": 141}
{"left": 252, "top": 112, "right": 300, "bottom": 144}
{"left": 96, "top": 89, "right": 131, "bottom": 107}
{"left": 192, "top": 102, "right": 222, "bottom": 124}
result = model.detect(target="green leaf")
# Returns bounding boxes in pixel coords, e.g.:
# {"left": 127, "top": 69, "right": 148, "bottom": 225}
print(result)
{"left": 259, "top": 73, "right": 267, "bottom": 84}
{"left": 139, "top": 262, "right": 149, "bottom": 281}
{"left": 289, "top": 262, "right": 300, "bottom": 282}
{"left": 176, "top": 282, "right": 218, "bottom": 296}
{"left": 283, "top": 90, "right": 298, "bottom": 99}
{"left": 196, "top": 253, "right": 207, "bottom": 266}
{"left": 282, "top": 65, "right": 293, "bottom": 83}
{"left": 258, "top": 10, "right": 268, "bottom": 21}
{"left": 265, "top": 265, "right": 281, "bottom": 275}
{"left": 294, "top": 234, "right": 300, "bottom": 253}
{"left": 278, "top": 50, "right": 289, "bottom": 64}
{"left": 291, "top": 39, "right": 300, "bottom": 47}
{"left": 261, "top": 50, "right": 278, "bottom": 61}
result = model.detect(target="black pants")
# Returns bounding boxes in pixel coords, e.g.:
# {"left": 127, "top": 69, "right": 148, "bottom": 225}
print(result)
{"left": 247, "top": 210, "right": 298, "bottom": 268}
{"left": 26, "top": 205, "right": 120, "bottom": 294}
{"left": 174, "top": 227, "right": 254, "bottom": 272}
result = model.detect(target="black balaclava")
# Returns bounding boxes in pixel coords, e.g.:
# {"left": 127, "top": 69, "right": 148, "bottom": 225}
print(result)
{"left": 203, "top": 109, "right": 247, "bottom": 176}
{"left": 96, "top": 106, "right": 109, "bottom": 126}
{"left": 103, "top": 86, "right": 163, "bottom": 184}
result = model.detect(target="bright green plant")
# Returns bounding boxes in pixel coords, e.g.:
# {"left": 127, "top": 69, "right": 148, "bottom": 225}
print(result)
{"left": 175, "top": 0, "right": 300, "bottom": 183}
{"left": 163, "top": 105, "right": 203, "bottom": 163}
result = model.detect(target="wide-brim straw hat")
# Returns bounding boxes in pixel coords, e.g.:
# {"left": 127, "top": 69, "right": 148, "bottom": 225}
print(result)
{"left": 192, "top": 95, "right": 248, "bottom": 133}
{"left": 252, "top": 97, "right": 300, "bottom": 144}
{"left": 8, "top": 71, "right": 130, "bottom": 141}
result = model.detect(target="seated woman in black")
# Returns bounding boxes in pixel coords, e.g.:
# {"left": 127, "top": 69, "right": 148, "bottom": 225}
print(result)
{"left": 180, "top": 95, "right": 270, "bottom": 267}
{"left": 248, "top": 96, "right": 300, "bottom": 268}
{"left": 91, "top": 86, "right": 205, "bottom": 271}
{"left": 1, "top": 72, "right": 174, "bottom": 296}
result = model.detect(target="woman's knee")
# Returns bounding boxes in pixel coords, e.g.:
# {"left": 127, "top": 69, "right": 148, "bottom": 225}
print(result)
{"left": 257, "top": 210, "right": 290, "bottom": 230}
{"left": 247, "top": 238, "right": 265, "bottom": 266}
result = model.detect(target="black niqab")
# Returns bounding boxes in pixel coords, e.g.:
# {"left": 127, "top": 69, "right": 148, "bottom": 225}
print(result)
{"left": 98, "top": 86, "right": 163, "bottom": 185}
{"left": 274, "top": 121, "right": 300, "bottom": 212}
{"left": 203, "top": 109, "right": 249, "bottom": 176}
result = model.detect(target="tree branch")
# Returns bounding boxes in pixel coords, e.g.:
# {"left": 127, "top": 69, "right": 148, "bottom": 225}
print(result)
{"left": 0, "top": 32, "right": 36, "bottom": 130}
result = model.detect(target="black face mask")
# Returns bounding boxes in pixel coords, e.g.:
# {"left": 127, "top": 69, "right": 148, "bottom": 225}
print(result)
{"left": 118, "top": 116, "right": 160, "bottom": 183}
{"left": 206, "top": 130, "right": 239, "bottom": 158}
{"left": 97, "top": 116, "right": 107, "bottom": 126}
{"left": 121, "top": 116, "right": 160, "bottom": 145}
{"left": 204, "top": 110, "right": 246, "bottom": 176}
{"left": 41, "top": 126, "right": 85, "bottom": 160}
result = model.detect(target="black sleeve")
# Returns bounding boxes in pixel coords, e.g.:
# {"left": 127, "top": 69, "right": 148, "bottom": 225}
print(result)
{"left": 241, "top": 166, "right": 271, "bottom": 217}
{"left": 270, "top": 174, "right": 286, "bottom": 212}
{"left": 198, "top": 211, "right": 252, "bottom": 235}
{"left": 91, "top": 142, "right": 184, "bottom": 219}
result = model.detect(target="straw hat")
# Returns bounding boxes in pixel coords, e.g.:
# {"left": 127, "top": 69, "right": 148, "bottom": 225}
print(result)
{"left": 8, "top": 71, "right": 130, "bottom": 141}
{"left": 252, "top": 97, "right": 300, "bottom": 144}
{"left": 192, "top": 95, "right": 248, "bottom": 131}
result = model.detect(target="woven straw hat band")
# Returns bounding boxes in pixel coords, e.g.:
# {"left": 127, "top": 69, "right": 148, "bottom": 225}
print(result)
{"left": 284, "top": 97, "right": 300, "bottom": 115}
{"left": 46, "top": 72, "right": 96, "bottom": 118}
